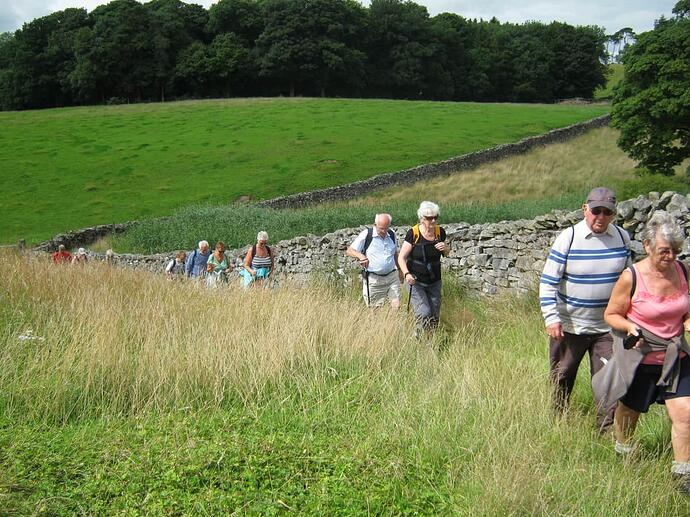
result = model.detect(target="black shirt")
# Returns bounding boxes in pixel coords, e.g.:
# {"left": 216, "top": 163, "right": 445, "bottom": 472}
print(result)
{"left": 404, "top": 226, "right": 447, "bottom": 284}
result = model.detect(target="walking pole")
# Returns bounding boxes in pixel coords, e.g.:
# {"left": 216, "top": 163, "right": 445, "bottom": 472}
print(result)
{"left": 363, "top": 269, "right": 370, "bottom": 307}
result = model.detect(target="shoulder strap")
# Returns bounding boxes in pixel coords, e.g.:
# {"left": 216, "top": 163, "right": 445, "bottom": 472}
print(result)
{"left": 362, "top": 227, "right": 374, "bottom": 255}
{"left": 435, "top": 225, "right": 441, "bottom": 240}
{"left": 562, "top": 225, "right": 575, "bottom": 270}
{"left": 629, "top": 265, "right": 637, "bottom": 298}
{"left": 387, "top": 229, "right": 396, "bottom": 244}
{"left": 412, "top": 224, "right": 420, "bottom": 245}
{"left": 613, "top": 224, "right": 629, "bottom": 256}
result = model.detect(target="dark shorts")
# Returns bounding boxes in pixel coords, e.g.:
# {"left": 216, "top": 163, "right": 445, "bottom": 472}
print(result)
{"left": 620, "top": 356, "right": 690, "bottom": 413}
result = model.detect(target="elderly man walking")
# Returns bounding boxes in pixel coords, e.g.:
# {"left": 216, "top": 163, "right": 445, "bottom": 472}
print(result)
{"left": 540, "top": 187, "right": 631, "bottom": 431}
{"left": 347, "top": 213, "right": 401, "bottom": 309}
{"left": 185, "top": 240, "right": 211, "bottom": 278}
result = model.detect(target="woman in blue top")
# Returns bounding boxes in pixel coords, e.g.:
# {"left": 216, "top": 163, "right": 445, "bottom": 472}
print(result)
{"left": 241, "top": 231, "right": 274, "bottom": 288}
{"left": 206, "top": 241, "right": 231, "bottom": 287}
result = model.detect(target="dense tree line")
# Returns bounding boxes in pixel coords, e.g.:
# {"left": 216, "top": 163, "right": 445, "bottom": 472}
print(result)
{"left": 0, "top": 0, "right": 608, "bottom": 111}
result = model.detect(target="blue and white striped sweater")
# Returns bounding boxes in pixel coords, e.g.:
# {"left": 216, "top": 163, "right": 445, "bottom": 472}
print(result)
{"left": 539, "top": 219, "right": 631, "bottom": 334}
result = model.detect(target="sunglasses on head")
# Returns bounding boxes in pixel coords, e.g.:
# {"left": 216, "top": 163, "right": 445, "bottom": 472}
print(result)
{"left": 590, "top": 207, "right": 614, "bottom": 216}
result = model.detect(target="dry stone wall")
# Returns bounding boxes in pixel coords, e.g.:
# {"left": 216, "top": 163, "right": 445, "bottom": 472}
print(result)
{"left": 43, "top": 191, "right": 690, "bottom": 297}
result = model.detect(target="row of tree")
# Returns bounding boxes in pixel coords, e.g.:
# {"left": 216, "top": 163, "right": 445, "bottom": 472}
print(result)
{"left": 0, "top": 0, "right": 609, "bottom": 111}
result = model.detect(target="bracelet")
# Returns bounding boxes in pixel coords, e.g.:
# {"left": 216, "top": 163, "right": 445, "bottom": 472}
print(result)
{"left": 404, "top": 272, "right": 412, "bottom": 278}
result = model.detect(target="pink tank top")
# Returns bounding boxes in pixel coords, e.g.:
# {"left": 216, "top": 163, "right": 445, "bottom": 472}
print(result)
{"left": 627, "top": 262, "right": 689, "bottom": 365}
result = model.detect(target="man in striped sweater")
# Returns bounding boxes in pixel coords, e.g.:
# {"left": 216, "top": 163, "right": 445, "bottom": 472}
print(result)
{"left": 540, "top": 187, "right": 632, "bottom": 431}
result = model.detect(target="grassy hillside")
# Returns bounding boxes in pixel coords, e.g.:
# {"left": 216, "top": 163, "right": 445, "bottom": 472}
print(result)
{"left": 1, "top": 252, "right": 687, "bottom": 513}
{"left": 110, "top": 127, "right": 689, "bottom": 254}
{"left": 0, "top": 98, "right": 608, "bottom": 244}
{"left": 594, "top": 64, "right": 625, "bottom": 100}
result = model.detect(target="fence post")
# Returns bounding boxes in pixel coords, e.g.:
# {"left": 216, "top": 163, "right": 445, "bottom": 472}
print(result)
{"left": 18, "top": 239, "right": 25, "bottom": 251}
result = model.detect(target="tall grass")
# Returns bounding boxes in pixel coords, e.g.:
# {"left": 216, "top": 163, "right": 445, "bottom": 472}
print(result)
{"left": 1, "top": 250, "right": 687, "bottom": 513}
{"left": 353, "top": 127, "right": 689, "bottom": 205}
{"left": 0, "top": 251, "right": 418, "bottom": 421}
{"left": 109, "top": 195, "right": 583, "bottom": 254}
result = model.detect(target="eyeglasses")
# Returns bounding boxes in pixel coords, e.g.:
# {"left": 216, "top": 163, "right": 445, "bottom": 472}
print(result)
{"left": 656, "top": 247, "right": 680, "bottom": 257}
{"left": 590, "top": 207, "right": 614, "bottom": 216}
{"left": 423, "top": 215, "right": 438, "bottom": 221}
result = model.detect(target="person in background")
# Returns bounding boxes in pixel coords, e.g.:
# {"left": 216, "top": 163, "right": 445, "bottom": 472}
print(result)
{"left": 165, "top": 251, "right": 187, "bottom": 279}
{"left": 397, "top": 201, "right": 449, "bottom": 333}
{"left": 241, "top": 231, "right": 274, "bottom": 288}
{"left": 71, "top": 248, "right": 88, "bottom": 264}
{"left": 346, "top": 213, "right": 400, "bottom": 309}
{"left": 105, "top": 248, "right": 114, "bottom": 265}
{"left": 185, "top": 240, "right": 210, "bottom": 278}
{"left": 601, "top": 212, "right": 690, "bottom": 493}
{"left": 52, "top": 244, "right": 72, "bottom": 264}
{"left": 539, "top": 187, "right": 631, "bottom": 431}
{"left": 206, "top": 241, "right": 231, "bottom": 287}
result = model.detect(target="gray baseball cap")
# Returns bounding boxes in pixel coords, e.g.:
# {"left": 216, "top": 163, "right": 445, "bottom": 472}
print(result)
{"left": 586, "top": 187, "right": 616, "bottom": 211}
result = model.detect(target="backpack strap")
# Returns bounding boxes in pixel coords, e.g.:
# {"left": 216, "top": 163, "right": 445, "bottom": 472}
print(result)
{"left": 362, "top": 227, "right": 374, "bottom": 254}
{"left": 387, "top": 229, "right": 396, "bottom": 248}
{"left": 677, "top": 260, "right": 689, "bottom": 294}
{"left": 412, "top": 224, "right": 439, "bottom": 245}
{"left": 629, "top": 265, "right": 637, "bottom": 299}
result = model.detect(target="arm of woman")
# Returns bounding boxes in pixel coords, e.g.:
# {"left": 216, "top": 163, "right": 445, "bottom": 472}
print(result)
{"left": 244, "top": 247, "right": 255, "bottom": 276}
{"left": 604, "top": 269, "right": 638, "bottom": 335}
{"left": 398, "top": 241, "right": 415, "bottom": 285}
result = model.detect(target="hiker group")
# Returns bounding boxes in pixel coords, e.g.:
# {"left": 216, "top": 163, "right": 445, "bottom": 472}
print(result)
{"left": 49, "top": 188, "right": 690, "bottom": 491}
{"left": 166, "top": 232, "right": 276, "bottom": 289}
{"left": 540, "top": 187, "right": 690, "bottom": 493}
{"left": 346, "top": 201, "right": 449, "bottom": 334}
{"left": 348, "top": 188, "right": 690, "bottom": 492}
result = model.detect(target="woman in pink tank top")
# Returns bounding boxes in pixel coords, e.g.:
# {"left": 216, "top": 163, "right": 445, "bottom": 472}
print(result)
{"left": 604, "top": 212, "right": 690, "bottom": 493}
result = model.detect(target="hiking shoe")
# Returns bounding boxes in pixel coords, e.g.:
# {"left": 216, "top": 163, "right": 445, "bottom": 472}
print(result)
{"left": 614, "top": 441, "right": 633, "bottom": 454}
{"left": 672, "top": 474, "right": 690, "bottom": 495}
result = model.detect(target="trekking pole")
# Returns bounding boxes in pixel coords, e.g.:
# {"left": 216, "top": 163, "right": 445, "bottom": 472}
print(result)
{"left": 363, "top": 269, "right": 370, "bottom": 307}
{"left": 406, "top": 273, "right": 416, "bottom": 313}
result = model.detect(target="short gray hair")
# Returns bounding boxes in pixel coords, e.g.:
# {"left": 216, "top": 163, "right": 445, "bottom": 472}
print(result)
{"left": 375, "top": 213, "right": 392, "bottom": 225}
{"left": 198, "top": 240, "right": 209, "bottom": 249}
{"left": 642, "top": 211, "right": 685, "bottom": 250}
{"left": 257, "top": 231, "right": 269, "bottom": 242}
{"left": 417, "top": 201, "right": 440, "bottom": 220}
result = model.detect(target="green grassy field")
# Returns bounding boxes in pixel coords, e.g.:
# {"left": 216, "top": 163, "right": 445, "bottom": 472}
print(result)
{"left": 1, "top": 253, "right": 687, "bottom": 513}
{"left": 0, "top": 98, "right": 609, "bottom": 245}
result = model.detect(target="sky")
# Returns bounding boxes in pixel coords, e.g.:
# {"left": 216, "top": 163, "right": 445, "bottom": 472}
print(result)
{"left": 0, "top": 0, "right": 680, "bottom": 35}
